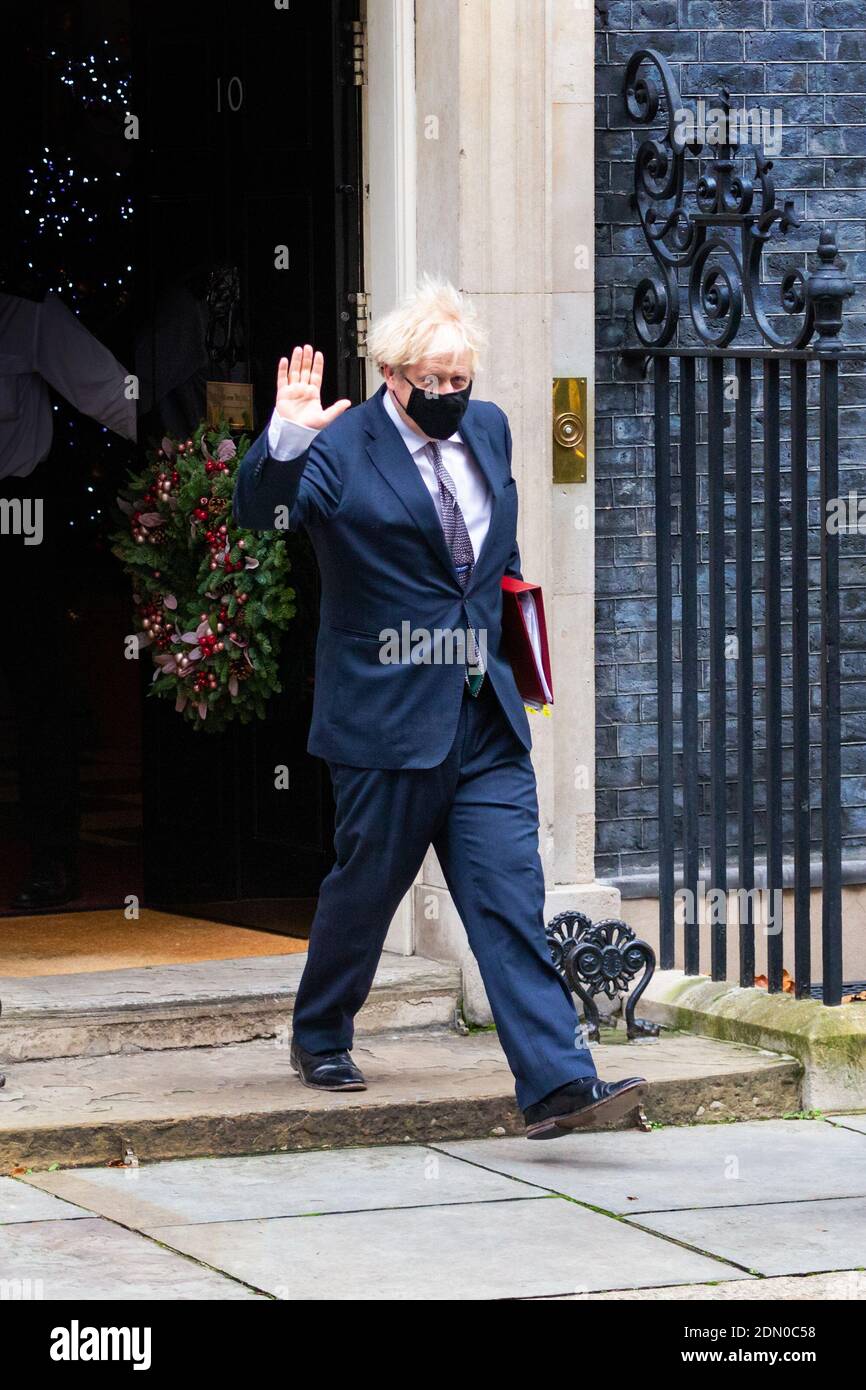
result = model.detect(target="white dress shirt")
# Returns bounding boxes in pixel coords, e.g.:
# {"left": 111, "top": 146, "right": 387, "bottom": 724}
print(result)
{"left": 267, "top": 384, "right": 493, "bottom": 558}
{"left": 0, "top": 292, "right": 137, "bottom": 479}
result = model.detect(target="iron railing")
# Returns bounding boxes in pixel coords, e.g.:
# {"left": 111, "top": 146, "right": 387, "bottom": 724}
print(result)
{"left": 610, "top": 48, "right": 860, "bottom": 1005}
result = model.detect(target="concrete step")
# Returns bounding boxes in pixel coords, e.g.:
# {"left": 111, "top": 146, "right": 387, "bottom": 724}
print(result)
{"left": 0, "top": 1026, "right": 802, "bottom": 1171}
{"left": 0, "top": 952, "right": 462, "bottom": 1064}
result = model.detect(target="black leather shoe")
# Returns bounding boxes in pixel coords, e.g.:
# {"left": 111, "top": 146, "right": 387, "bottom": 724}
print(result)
{"left": 290, "top": 1037, "right": 367, "bottom": 1092}
{"left": 523, "top": 1075, "right": 647, "bottom": 1140}
{"left": 11, "top": 861, "right": 81, "bottom": 911}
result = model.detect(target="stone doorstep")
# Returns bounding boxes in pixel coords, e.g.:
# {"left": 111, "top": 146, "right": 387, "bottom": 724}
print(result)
{"left": 0, "top": 952, "right": 462, "bottom": 1063}
{"left": 641, "top": 970, "right": 866, "bottom": 1113}
{"left": 0, "top": 1027, "right": 801, "bottom": 1172}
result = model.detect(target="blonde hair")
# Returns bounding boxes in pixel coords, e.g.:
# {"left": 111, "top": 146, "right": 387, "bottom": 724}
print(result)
{"left": 366, "top": 274, "right": 487, "bottom": 377}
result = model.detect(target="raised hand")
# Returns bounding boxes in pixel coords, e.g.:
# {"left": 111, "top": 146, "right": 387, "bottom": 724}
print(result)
{"left": 275, "top": 345, "right": 352, "bottom": 430}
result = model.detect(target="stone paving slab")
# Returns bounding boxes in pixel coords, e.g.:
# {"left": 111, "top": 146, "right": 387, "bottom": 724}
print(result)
{"left": 827, "top": 1113, "right": 866, "bottom": 1135}
{"left": 436, "top": 1118, "right": 866, "bottom": 1213}
{"left": 0, "top": 1176, "right": 88, "bottom": 1224}
{"left": 0, "top": 1028, "right": 801, "bottom": 1170}
{"left": 11, "top": 1123, "right": 866, "bottom": 1300}
{"left": 0, "top": 951, "right": 454, "bottom": 1014}
{"left": 554, "top": 1270, "right": 866, "bottom": 1300}
{"left": 0, "top": 951, "right": 460, "bottom": 1062}
{"left": 633, "top": 1196, "right": 866, "bottom": 1278}
{"left": 142, "top": 1197, "right": 744, "bottom": 1299}
{"left": 0, "top": 1217, "right": 265, "bottom": 1299}
{"left": 23, "top": 1145, "right": 542, "bottom": 1226}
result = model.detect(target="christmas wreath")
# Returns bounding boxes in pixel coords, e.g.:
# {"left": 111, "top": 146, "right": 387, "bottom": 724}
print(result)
{"left": 111, "top": 421, "right": 296, "bottom": 732}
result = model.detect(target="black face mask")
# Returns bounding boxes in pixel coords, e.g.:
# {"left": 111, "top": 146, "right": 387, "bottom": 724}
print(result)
{"left": 396, "top": 372, "right": 473, "bottom": 440}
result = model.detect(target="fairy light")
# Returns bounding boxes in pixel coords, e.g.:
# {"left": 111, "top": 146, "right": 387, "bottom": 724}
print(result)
{"left": 21, "top": 36, "right": 136, "bottom": 535}
{"left": 22, "top": 40, "right": 133, "bottom": 305}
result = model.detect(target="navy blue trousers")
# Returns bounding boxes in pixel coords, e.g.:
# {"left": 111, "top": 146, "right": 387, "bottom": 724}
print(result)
{"left": 292, "top": 675, "right": 598, "bottom": 1111}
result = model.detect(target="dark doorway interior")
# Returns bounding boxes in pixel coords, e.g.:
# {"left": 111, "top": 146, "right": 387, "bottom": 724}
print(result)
{"left": 134, "top": 0, "right": 364, "bottom": 928}
{"left": 0, "top": 0, "right": 364, "bottom": 932}
{"left": 0, "top": 0, "right": 142, "bottom": 916}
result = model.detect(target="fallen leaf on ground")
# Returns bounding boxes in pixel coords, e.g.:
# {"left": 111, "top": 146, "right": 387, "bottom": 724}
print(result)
{"left": 754, "top": 969, "right": 796, "bottom": 994}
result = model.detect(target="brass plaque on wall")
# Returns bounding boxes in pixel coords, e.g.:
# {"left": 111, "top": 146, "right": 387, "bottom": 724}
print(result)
{"left": 552, "top": 377, "right": 587, "bottom": 484}
{"left": 206, "top": 381, "right": 254, "bottom": 431}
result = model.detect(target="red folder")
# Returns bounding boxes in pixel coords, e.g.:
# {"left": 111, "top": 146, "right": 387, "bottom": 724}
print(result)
{"left": 500, "top": 577, "right": 554, "bottom": 708}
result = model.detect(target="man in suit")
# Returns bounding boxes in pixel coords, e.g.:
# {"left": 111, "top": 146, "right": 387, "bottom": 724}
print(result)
{"left": 233, "top": 278, "right": 646, "bottom": 1139}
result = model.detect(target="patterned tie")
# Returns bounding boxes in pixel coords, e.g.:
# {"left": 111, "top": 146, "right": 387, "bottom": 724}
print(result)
{"left": 425, "top": 440, "right": 485, "bottom": 696}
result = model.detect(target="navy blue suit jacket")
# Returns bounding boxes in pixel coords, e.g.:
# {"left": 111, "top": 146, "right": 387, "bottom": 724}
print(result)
{"left": 231, "top": 381, "right": 532, "bottom": 768}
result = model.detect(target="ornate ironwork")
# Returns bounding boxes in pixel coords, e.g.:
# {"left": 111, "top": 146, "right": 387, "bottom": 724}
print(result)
{"left": 623, "top": 47, "right": 852, "bottom": 352}
{"left": 205, "top": 264, "right": 245, "bottom": 373}
{"left": 546, "top": 911, "right": 660, "bottom": 1042}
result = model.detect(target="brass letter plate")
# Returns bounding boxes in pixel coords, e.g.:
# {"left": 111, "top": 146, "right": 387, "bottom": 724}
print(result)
{"left": 552, "top": 377, "right": 587, "bottom": 484}
{"left": 206, "top": 381, "right": 254, "bottom": 432}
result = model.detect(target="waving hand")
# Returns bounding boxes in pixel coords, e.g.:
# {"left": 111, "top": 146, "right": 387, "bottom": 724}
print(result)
{"left": 275, "top": 345, "right": 352, "bottom": 430}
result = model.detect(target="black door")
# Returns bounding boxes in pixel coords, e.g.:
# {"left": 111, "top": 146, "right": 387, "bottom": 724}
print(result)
{"left": 133, "top": 0, "right": 364, "bottom": 921}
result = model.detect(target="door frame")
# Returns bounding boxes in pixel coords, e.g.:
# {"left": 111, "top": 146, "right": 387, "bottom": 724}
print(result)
{"left": 362, "top": 0, "right": 417, "bottom": 400}
{"left": 360, "top": 0, "right": 418, "bottom": 953}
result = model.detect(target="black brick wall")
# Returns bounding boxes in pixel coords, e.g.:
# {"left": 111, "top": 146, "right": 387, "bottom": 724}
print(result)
{"left": 594, "top": 0, "right": 866, "bottom": 887}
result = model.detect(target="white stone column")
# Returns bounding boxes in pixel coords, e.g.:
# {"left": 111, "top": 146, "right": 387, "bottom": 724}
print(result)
{"left": 409, "top": 0, "right": 619, "bottom": 1018}
{"left": 363, "top": 0, "right": 418, "bottom": 955}
{"left": 549, "top": 0, "right": 610, "bottom": 899}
